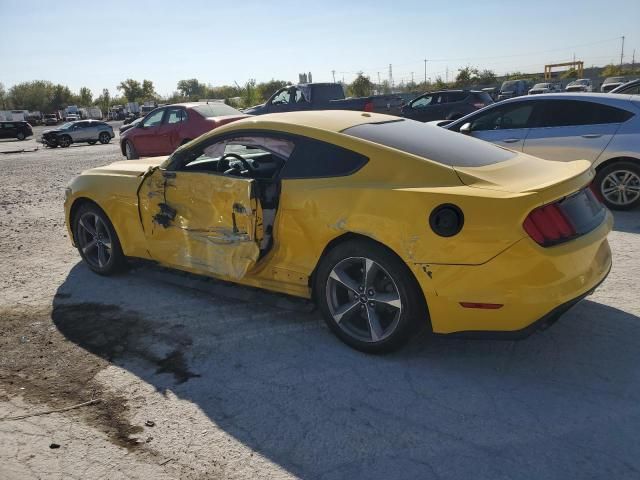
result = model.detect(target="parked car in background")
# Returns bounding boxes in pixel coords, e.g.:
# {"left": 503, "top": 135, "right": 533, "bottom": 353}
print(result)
{"left": 119, "top": 117, "right": 143, "bottom": 134}
{"left": 243, "top": 83, "right": 375, "bottom": 115}
{"left": 120, "top": 102, "right": 247, "bottom": 159}
{"left": 601, "top": 77, "right": 627, "bottom": 93}
{"left": 400, "top": 90, "right": 493, "bottom": 122}
{"left": 0, "top": 121, "right": 33, "bottom": 141}
{"left": 437, "top": 93, "right": 640, "bottom": 210}
{"left": 529, "top": 82, "right": 561, "bottom": 95}
{"left": 565, "top": 78, "right": 593, "bottom": 92}
{"left": 41, "top": 120, "right": 114, "bottom": 148}
{"left": 65, "top": 111, "right": 612, "bottom": 352}
{"left": 64, "top": 113, "right": 79, "bottom": 122}
{"left": 610, "top": 79, "right": 640, "bottom": 95}
{"left": 44, "top": 114, "right": 59, "bottom": 126}
{"left": 497, "top": 80, "right": 529, "bottom": 100}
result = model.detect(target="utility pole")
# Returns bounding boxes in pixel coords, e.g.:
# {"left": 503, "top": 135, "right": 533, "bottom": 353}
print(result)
{"left": 377, "top": 72, "right": 381, "bottom": 88}
{"left": 411, "top": 72, "right": 414, "bottom": 84}
{"left": 389, "top": 64, "right": 393, "bottom": 89}
{"left": 620, "top": 35, "right": 625, "bottom": 66}
{"left": 331, "top": 70, "right": 336, "bottom": 83}
{"left": 446, "top": 66, "right": 449, "bottom": 83}
{"left": 424, "top": 58, "right": 427, "bottom": 84}
{"left": 633, "top": 49, "right": 636, "bottom": 69}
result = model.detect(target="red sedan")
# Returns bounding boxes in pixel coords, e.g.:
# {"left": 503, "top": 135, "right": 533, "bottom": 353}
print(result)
{"left": 120, "top": 102, "right": 247, "bottom": 159}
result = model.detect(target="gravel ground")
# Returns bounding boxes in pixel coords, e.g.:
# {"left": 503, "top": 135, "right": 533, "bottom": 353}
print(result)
{"left": 1, "top": 128, "right": 640, "bottom": 480}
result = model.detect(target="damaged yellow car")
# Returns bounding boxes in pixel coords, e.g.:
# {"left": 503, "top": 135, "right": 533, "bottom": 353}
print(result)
{"left": 65, "top": 111, "right": 612, "bottom": 352}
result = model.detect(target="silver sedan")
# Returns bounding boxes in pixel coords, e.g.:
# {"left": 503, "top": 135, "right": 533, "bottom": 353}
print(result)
{"left": 438, "top": 93, "right": 640, "bottom": 210}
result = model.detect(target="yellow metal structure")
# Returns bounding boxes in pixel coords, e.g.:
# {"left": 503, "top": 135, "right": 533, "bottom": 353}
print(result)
{"left": 64, "top": 111, "right": 612, "bottom": 335}
{"left": 544, "top": 61, "right": 584, "bottom": 80}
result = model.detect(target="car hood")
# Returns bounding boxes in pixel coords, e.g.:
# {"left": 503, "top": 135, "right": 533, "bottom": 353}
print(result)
{"left": 453, "top": 153, "right": 593, "bottom": 204}
{"left": 42, "top": 128, "right": 63, "bottom": 134}
{"left": 86, "top": 157, "right": 169, "bottom": 177}
{"left": 242, "top": 104, "right": 265, "bottom": 114}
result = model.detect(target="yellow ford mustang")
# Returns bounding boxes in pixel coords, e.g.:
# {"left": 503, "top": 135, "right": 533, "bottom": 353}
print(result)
{"left": 64, "top": 111, "right": 612, "bottom": 352}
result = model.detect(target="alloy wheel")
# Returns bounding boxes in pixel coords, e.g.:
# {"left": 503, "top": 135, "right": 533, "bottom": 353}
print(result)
{"left": 99, "top": 132, "right": 110, "bottom": 144}
{"left": 77, "top": 212, "right": 113, "bottom": 269}
{"left": 326, "top": 257, "right": 402, "bottom": 343}
{"left": 600, "top": 169, "right": 640, "bottom": 207}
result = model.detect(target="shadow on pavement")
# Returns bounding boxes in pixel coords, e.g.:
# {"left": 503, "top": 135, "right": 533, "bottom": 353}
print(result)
{"left": 52, "top": 262, "right": 640, "bottom": 479}
{"left": 612, "top": 210, "right": 640, "bottom": 234}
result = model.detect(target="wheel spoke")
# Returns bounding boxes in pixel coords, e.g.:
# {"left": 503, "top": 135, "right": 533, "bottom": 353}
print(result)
{"left": 363, "top": 258, "right": 378, "bottom": 289}
{"left": 332, "top": 299, "right": 360, "bottom": 324}
{"left": 365, "top": 305, "right": 385, "bottom": 342}
{"left": 329, "top": 267, "right": 360, "bottom": 293}
{"left": 82, "top": 239, "right": 97, "bottom": 255}
{"left": 79, "top": 216, "right": 97, "bottom": 236}
{"left": 605, "top": 173, "right": 620, "bottom": 186}
{"left": 375, "top": 292, "right": 401, "bottom": 309}
{"left": 602, "top": 186, "right": 618, "bottom": 194}
{"left": 97, "top": 243, "right": 107, "bottom": 267}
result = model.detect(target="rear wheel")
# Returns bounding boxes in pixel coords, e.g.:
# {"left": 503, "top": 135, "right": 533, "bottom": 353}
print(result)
{"left": 16, "top": 132, "right": 26, "bottom": 141}
{"left": 58, "top": 135, "right": 72, "bottom": 148}
{"left": 125, "top": 140, "right": 138, "bottom": 159}
{"left": 73, "top": 203, "right": 126, "bottom": 275}
{"left": 315, "top": 238, "right": 427, "bottom": 353}
{"left": 98, "top": 132, "right": 111, "bottom": 144}
{"left": 594, "top": 161, "right": 640, "bottom": 210}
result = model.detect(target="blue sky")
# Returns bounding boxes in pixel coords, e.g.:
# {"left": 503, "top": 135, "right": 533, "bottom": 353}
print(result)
{"left": 1, "top": 0, "right": 638, "bottom": 97}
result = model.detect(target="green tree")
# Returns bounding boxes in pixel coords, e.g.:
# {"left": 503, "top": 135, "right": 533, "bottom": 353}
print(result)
{"left": 79, "top": 87, "right": 93, "bottom": 106}
{"left": 561, "top": 68, "right": 578, "bottom": 79}
{"left": 95, "top": 88, "right": 110, "bottom": 113}
{"left": 477, "top": 69, "right": 497, "bottom": 85}
{"left": 434, "top": 76, "right": 447, "bottom": 89}
{"left": 177, "top": 78, "right": 206, "bottom": 100}
{"left": 117, "top": 79, "right": 143, "bottom": 102}
{"left": 601, "top": 64, "right": 623, "bottom": 77}
{"left": 142, "top": 80, "right": 156, "bottom": 100}
{"left": 348, "top": 72, "right": 373, "bottom": 97}
{"left": 257, "top": 79, "right": 289, "bottom": 101}
{"left": 455, "top": 66, "right": 478, "bottom": 86}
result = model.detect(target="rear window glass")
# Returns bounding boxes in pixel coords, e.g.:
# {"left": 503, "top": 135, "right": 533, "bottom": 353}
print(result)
{"left": 342, "top": 119, "right": 515, "bottom": 167}
{"left": 192, "top": 103, "right": 241, "bottom": 118}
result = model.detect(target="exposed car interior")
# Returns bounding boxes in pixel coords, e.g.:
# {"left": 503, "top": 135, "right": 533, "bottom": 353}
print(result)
{"left": 172, "top": 135, "right": 295, "bottom": 253}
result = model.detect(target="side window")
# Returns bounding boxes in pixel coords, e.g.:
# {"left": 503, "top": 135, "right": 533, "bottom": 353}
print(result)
{"left": 446, "top": 92, "right": 467, "bottom": 103}
{"left": 537, "top": 100, "right": 633, "bottom": 128}
{"left": 624, "top": 85, "right": 640, "bottom": 95}
{"left": 280, "top": 137, "right": 368, "bottom": 179}
{"left": 142, "top": 109, "right": 164, "bottom": 127}
{"left": 271, "top": 89, "right": 291, "bottom": 105}
{"left": 411, "top": 95, "right": 433, "bottom": 108}
{"left": 294, "top": 89, "right": 306, "bottom": 103}
{"left": 166, "top": 108, "right": 187, "bottom": 124}
{"left": 470, "top": 103, "right": 535, "bottom": 131}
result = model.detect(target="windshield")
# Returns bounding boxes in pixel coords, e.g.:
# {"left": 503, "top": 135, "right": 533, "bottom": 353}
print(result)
{"left": 532, "top": 83, "right": 550, "bottom": 89}
{"left": 569, "top": 79, "right": 589, "bottom": 86}
{"left": 604, "top": 77, "right": 625, "bottom": 83}
{"left": 501, "top": 81, "right": 520, "bottom": 91}
{"left": 192, "top": 103, "right": 241, "bottom": 118}
{"left": 342, "top": 119, "right": 515, "bottom": 167}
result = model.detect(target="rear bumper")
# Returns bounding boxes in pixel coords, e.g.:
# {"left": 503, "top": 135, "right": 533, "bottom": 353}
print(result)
{"left": 410, "top": 211, "right": 613, "bottom": 335}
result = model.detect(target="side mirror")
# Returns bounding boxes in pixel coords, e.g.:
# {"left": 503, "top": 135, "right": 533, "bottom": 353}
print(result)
{"left": 460, "top": 122, "right": 472, "bottom": 134}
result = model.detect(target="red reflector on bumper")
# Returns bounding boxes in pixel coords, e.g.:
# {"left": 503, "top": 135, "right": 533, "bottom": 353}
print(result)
{"left": 460, "top": 302, "right": 504, "bottom": 309}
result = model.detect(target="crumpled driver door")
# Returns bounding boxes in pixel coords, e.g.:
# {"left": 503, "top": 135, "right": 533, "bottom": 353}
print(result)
{"left": 138, "top": 169, "right": 263, "bottom": 280}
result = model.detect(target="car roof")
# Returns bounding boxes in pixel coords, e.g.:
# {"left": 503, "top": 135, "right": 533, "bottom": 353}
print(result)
{"left": 495, "top": 92, "right": 635, "bottom": 104}
{"left": 211, "top": 110, "right": 399, "bottom": 134}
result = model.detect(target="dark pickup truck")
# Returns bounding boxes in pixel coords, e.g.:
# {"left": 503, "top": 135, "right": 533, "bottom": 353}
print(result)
{"left": 243, "top": 83, "right": 375, "bottom": 115}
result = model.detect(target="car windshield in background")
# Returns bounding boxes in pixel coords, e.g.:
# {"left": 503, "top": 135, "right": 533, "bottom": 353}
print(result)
{"left": 193, "top": 103, "right": 241, "bottom": 118}
{"left": 604, "top": 77, "right": 625, "bottom": 83}
{"left": 342, "top": 119, "right": 516, "bottom": 167}
{"left": 532, "top": 83, "right": 550, "bottom": 89}
{"left": 501, "top": 81, "right": 519, "bottom": 90}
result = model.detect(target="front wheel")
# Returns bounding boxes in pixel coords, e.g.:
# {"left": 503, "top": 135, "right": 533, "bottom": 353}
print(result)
{"left": 124, "top": 140, "right": 139, "bottom": 159}
{"left": 58, "top": 135, "right": 72, "bottom": 148}
{"left": 16, "top": 132, "right": 26, "bottom": 141}
{"left": 73, "top": 203, "right": 127, "bottom": 275}
{"left": 315, "top": 238, "right": 428, "bottom": 353}
{"left": 99, "top": 132, "right": 111, "bottom": 144}
{"left": 594, "top": 161, "right": 640, "bottom": 210}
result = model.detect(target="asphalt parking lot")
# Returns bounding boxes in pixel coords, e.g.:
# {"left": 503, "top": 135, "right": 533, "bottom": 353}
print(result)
{"left": 1, "top": 128, "right": 640, "bottom": 479}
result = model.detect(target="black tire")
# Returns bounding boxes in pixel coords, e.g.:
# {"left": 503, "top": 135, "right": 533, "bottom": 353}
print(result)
{"left": 72, "top": 202, "right": 127, "bottom": 276}
{"left": 46, "top": 141, "right": 58, "bottom": 148}
{"left": 88, "top": 140, "right": 97, "bottom": 145}
{"left": 16, "top": 131, "right": 26, "bottom": 141}
{"left": 314, "top": 238, "right": 428, "bottom": 353}
{"left": 59, "top": 135, "right": 72, "bottom": 148}
{"left": 594, "top": 161, "right": 640, "bottom": 210}
{"left": 124, "top": 140, "right": 139, "bottom": 159}
{"left": 98, "top": 132, "right": 111, "bottom": 144}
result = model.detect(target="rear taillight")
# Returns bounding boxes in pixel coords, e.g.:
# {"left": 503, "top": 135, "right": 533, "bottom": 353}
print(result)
{"left": 523, "top": 187, "right": 606, "bottom": 247}
{"left": 523, "top": 203, "right": 576, "bottom": 246}
{"left": 364, "top": 101, "right": 374, "bottom": 112}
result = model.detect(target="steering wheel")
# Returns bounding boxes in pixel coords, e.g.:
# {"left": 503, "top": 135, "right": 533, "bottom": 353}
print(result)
{"left": 217, "top": 153, "right": 253, "bottom": 175}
